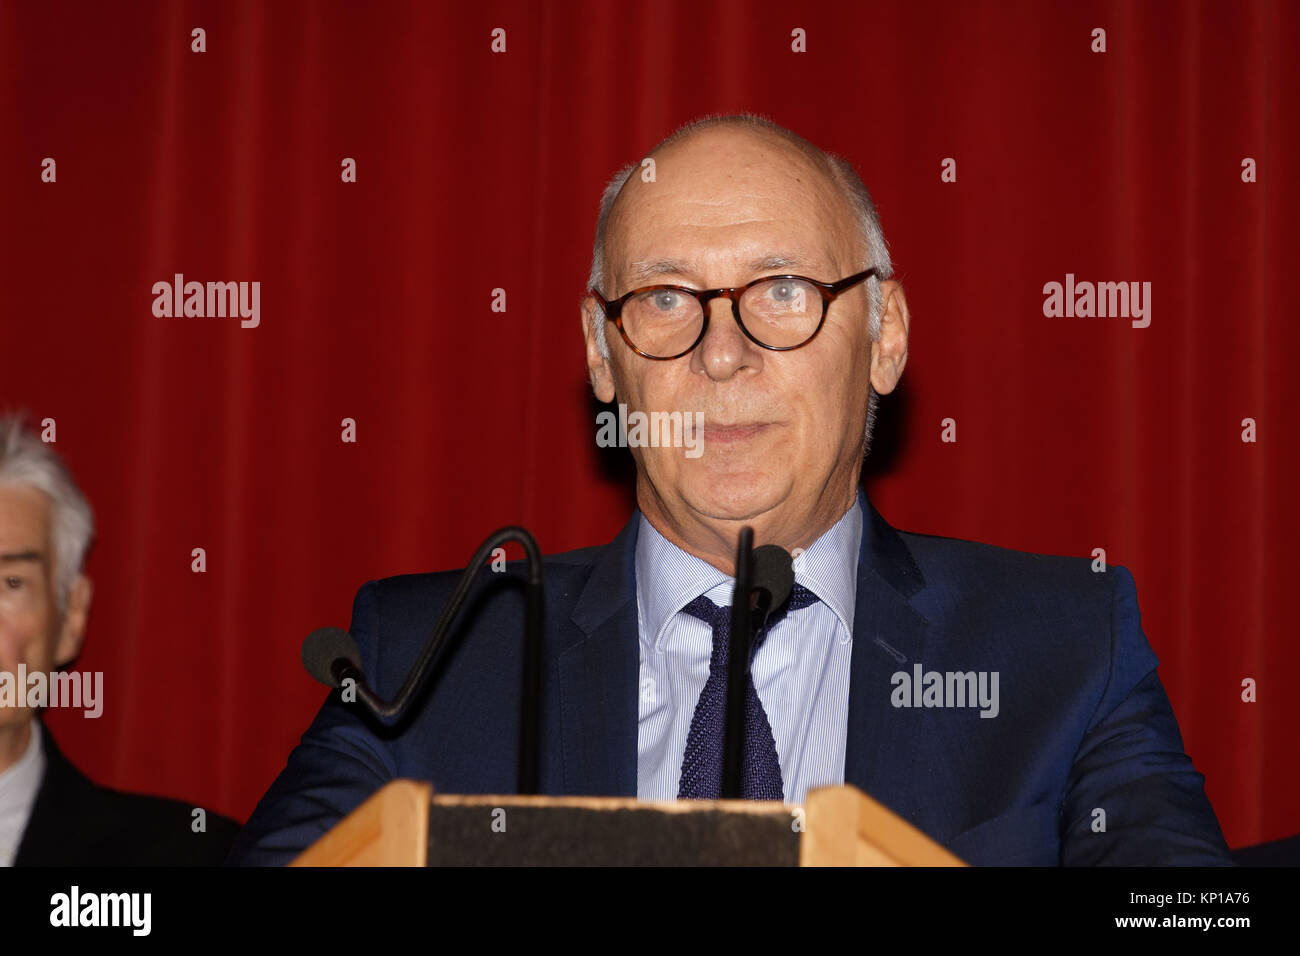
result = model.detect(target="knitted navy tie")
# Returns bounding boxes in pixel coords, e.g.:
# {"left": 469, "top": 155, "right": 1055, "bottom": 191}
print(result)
{"left": 676, "top": 582, "right": 820, "bottom": 800}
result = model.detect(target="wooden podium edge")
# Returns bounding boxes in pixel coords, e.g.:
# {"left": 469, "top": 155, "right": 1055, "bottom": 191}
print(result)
{"left": 800, "top": 784, "right": 968, "bottom": 866}
{"left": 290, "top": 780, "right": 432, "bottom": 867}
{"left": 291, "top": 780, "right": 967, "bottom": 867}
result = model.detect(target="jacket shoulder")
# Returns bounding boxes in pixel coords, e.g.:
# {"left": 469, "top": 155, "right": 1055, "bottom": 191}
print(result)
{"left": 363, "top": 539, "right": 611, "bottom": 616}
{"left": 86, "top": 787, "right": 242, "bottom": 864}
{"left": 18, "top": 729, "right": 240, "bottom": 866}
{"left": 896, "top": 526, "right": 1121, "bottom": 600}
{"left": 888, "top": 525, "right": 1142, "bottom": 678}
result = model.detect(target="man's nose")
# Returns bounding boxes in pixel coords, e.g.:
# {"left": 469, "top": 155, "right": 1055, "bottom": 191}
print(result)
{"left": 693, "top": 297, "right": 761, "bottom": 380}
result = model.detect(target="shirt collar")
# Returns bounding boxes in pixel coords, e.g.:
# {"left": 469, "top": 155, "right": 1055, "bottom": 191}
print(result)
{"left": 790, "top": 498, "right": 861, "bottom": 638}
{"left": 635, "top": 497, "right": 863, "bottom": 652}
{"left": 636, "top": 515, "right": 730, "bottom": 653}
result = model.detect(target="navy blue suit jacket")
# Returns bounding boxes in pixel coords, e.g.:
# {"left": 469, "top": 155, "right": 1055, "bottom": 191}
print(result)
{"left": 230, "top": 493, "right": 1231, "bottom": 866}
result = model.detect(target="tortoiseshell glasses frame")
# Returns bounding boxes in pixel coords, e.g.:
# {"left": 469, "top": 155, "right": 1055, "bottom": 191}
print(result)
{"left": 589, "top": 267, "right": 879, "bottom": 360}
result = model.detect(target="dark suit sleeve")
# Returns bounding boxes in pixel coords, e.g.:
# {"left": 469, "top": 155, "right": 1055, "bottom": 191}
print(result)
{"left": 227, "top": 581, "right": 398, "bottom": 866}
{"left": 1059, "top": 566, "right": 1232, "bottom": 865}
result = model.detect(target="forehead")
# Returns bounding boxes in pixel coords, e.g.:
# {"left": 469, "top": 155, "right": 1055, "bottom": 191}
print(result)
{"left": 0, "top": 483, "right": 53, "bottom": 553}
{"left": 607, "top": 128, "right": 858, "bottom": 283}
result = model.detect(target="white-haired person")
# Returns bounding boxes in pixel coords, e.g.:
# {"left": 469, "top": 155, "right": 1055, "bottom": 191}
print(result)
{"left": 0, "top": 415, "right": 239, "bottom": 865}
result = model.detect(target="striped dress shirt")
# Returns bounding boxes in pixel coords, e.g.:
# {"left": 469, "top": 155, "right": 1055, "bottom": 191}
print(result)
{"left": 635, "top": 500, "right": 862, "bottom": 805}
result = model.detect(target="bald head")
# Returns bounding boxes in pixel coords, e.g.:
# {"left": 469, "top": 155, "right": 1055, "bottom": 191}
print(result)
{"left": 587, "top": 113, "right": 893, "bottom": 357}
{"left": 578, "top": 113, "right": 911, "bottom": 573}
{"left": 607, "top": 126, "right": 863, "bottom": 299}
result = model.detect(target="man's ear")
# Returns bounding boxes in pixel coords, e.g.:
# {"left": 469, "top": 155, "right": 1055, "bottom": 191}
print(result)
{"left": 53, "top": 573, "right": 92, "bottom": 669}
{"left": 581, "top": 296, "right": 617, "bottom": 403}
{"left": 869, "top": 279, "right": 910, "bottom": 396}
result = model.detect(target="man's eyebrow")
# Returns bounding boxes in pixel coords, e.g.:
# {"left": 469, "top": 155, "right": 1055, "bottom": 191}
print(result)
{"left": 0, "top": 551, "right": 45, "bottom": 565}
{"left": 624, "top": 258, "right": 696, "bottom": 285}
{"left": 624, "top": 254, "right": 818, "bottom": 286}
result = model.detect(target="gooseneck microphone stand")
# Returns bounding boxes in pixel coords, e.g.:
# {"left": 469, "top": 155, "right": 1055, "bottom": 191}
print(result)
{"left": 304, "top": 526, "right": 544, "bottom": 795}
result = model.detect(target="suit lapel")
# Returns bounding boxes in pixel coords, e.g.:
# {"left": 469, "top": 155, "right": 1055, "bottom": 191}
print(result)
{"left": 556, "top": 515, "right": 641, "bottom": 796}
{"left": 844, "top": 491, "right": 932, "bottom": 803}
{"left": 14, "top": 720, "right": 97, "bottom": 865}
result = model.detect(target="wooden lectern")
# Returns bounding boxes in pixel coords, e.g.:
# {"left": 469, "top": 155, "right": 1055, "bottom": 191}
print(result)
{"left": 291, "top": 781, "right": 966, "bottom": 866}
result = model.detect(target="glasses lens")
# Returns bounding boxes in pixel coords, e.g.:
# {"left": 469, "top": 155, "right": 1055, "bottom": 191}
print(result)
{"left": 621, "top": 288, "right": 704, "bottom": 357}
{"left": 739, "top": 278, "right": 822, "bottom": 348}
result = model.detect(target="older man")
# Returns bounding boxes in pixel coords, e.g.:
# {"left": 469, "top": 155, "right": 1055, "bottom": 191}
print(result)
{"left": 231, "top": 113, "right": 1230, "bottom": 865}
{"left": 0, "top": 417, "right": 240, "bottom": 865}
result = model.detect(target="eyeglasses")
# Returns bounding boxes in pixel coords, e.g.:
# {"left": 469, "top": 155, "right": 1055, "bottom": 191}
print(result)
{"left": 589, "top": 268, "right": 878, "bottom": 360}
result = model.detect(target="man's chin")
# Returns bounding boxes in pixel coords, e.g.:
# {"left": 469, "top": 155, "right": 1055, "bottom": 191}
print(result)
{"left": 679, "top": 477, "right": 785, "bottom": 524}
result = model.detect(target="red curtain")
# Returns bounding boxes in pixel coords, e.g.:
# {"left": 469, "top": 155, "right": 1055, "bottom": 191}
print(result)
{"left": 2, "top": 0, "right": 1295, "bottom": 850}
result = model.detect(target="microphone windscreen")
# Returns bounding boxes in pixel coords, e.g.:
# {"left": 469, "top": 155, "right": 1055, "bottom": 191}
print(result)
{"left": 750, "top": 545, "right": 795, "bottom": 608}
{"left": 302, "top": 626, "right": 362, "bottom": 687}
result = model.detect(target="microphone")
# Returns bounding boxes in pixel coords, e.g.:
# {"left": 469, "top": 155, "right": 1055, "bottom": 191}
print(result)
{"left": 300, "top": 526, "right": 545, "bottom": 795}
{"left": 722, "top": 531, "right": 796, "bottom": 799}
{"left": 302, "top": 626, "right": 362, "bottom": 688}
{"left": 749, "top": 544, "right": 795, "bottom": 637}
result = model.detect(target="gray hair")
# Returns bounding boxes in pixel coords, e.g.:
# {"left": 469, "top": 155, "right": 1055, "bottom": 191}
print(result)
{"left": 585, "top": 112, "right": 894, "bottom": 453}
{"left": 0, "top": 416, "right": 95, "bottom": 612}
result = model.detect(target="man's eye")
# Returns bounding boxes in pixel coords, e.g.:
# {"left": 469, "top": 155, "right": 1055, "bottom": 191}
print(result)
{"left": 764, "top": 281, "right": 810, "bottom": 309}
{"left": 4, "top": 576, "right": 24, "bottom": 590}
{"left": 652, "top": 291, "right": 681, "bottom": 311}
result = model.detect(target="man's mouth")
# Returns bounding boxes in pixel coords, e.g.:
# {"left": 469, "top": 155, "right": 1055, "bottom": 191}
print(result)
{"left": 702, "top": 422, "right": 776, "bottom": 444}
